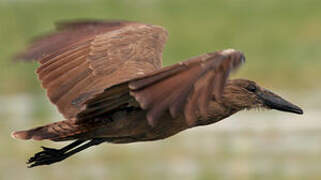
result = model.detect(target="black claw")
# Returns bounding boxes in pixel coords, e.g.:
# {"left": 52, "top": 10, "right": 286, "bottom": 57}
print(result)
{"left": 25, "top": 139, "right": 103, "bottom": 167}
{"left": 26, "top": 146, "right": 67, "bottom": 168}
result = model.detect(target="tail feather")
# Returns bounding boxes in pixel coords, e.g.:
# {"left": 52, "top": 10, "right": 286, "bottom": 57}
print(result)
{"left": 11, "top": 119, "right": 91, "bottom": 141}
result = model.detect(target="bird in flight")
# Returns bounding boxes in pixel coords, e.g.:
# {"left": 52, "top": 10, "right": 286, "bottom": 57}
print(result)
{"left": 12, "top": 20, "right": 303, "bottom": 168}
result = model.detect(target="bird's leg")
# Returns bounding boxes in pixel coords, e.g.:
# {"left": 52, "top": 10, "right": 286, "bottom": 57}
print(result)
{"left": 27, "top": 138, "right": 105, "bottom": 168}
{"left": 27, "top": 139, "right": 86, "bottom": 165}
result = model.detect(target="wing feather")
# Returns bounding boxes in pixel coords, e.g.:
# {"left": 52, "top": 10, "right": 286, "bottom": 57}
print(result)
{"left": 129, "top": 50, "right": 245, "bottom": 126}
{"left": 76, "top": 49, "right": 244, "bottom": 127}
{"left": 15, "top": 21, "right": 129, "bottom": 61}
{"left": 37, "top": 41, "right": 91, "bottom": 76}
{"left": 16, "top": 20, "right": 243, "bottom": 128}
{"left": 76, "top": 83, "right": 132, "bottom": 120}
{"left": 15, "top": 20, "right": 168, "bottom": 119}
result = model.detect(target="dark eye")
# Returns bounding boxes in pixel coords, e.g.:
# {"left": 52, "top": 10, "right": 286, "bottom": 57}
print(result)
{"left": 246, "top": 84, "right": 257, "bottom": 92}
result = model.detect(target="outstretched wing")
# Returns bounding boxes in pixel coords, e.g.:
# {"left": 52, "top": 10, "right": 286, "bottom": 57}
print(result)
{"left": 15, "top": 20, "right": 168, "bottom": 119}
{"left": 78, "top": 49, "right": 245, "bottom": 126}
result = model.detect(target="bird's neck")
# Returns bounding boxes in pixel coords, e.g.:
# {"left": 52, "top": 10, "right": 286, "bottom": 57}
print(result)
{"left": 195, "top": 101, "right": 241, "bottom": 127}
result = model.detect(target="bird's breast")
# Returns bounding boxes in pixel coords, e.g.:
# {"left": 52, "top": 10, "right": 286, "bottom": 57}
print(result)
{"left": 93, "top": 103, "right": 238, "bottom": 143}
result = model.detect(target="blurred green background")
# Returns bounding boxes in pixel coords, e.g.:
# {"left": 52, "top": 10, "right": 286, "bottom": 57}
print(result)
{"left": 0, "top": 0, "right": 320, "bottom": 179}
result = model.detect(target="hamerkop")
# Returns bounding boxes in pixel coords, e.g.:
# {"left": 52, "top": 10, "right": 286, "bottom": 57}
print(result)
{"left": 12, "top": 20, "right": 303, "bottom": 167}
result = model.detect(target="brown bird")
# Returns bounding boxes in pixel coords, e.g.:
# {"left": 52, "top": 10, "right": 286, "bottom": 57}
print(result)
{"left": 12, "top": 20, "right": 303, "bottom": 168}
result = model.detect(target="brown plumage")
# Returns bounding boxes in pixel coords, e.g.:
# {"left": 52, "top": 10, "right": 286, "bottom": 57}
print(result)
{"left": 12, "top": 20, "right": 303, "bottom": 167}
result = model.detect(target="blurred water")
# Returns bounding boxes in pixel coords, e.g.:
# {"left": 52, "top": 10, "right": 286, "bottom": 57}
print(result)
{"left": 0, "top": 92, "right": 320, "bottom": 180}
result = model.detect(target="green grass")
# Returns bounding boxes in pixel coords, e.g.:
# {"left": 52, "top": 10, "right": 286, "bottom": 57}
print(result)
{"left": 1, "top": 1, "right": 321, "bottom": 179}
{"left": 0, "top": 0, "right": 321, "bottom": 94}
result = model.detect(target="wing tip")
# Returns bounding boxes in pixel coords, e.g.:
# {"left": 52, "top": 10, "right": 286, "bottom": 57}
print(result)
{"left": 12, "top": 49, "right": 43, "bottom": 62}
{"left": 11, "top": 130, "right": 45, "bottom": 141}
{"left": 219, "top": 48, "right": 246, "bottom": 63}
{"left": 11, "top": 130, "right": 32, "bottom": 140}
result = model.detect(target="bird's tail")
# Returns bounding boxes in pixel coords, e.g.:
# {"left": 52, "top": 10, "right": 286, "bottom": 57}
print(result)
{"left": 11, "top": 119, "right": 92, "bottom": 141}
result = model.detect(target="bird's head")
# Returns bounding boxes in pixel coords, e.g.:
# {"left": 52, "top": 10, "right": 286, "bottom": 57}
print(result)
{"left": 220, "top": 79, "right": 303, "bottom": 114}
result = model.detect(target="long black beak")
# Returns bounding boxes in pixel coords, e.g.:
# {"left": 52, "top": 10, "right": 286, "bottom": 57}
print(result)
{"left": 257, "top": 90, "right": 303, "bottom": 115}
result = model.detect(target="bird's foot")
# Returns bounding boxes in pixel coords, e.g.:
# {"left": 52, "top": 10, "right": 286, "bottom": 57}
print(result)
{"left": 27, "top": 146, "right": 67, "bottom": 168}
